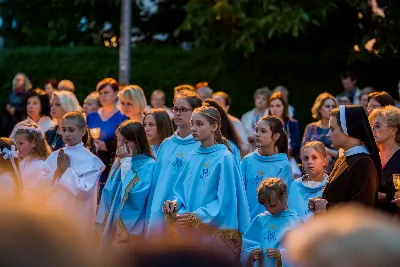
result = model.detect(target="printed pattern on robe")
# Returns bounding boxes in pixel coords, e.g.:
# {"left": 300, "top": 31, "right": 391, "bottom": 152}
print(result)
{"left": 172, "top": 153, "right": 185, "bottom": 169}
{"left": 252, "top": 170, "right": 265, "bottom": 188}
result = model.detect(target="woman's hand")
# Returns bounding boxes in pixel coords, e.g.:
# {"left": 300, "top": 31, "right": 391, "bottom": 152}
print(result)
{"left": 378, "top": 192, "right": 387, "bottom": 202}
{"left": 266, "top": 248, "right": 281, "bottom": 258}
{"left": 309, "top": 197, "right": 328, "bottom": 214}
{"left": 162, "top": 200, "right": 176, "bottom": 215}
{"left": 6, "top": 104, "right": 15, "bottom": 116}
{"left": 391, "top": 192, "right": 400, "bottom": 208}
{"left": 251, "top": 248, "right": 262, "bottom": 261}
{"left": 94, "top": 139, "right": 108, "bottom": 152}
{"left": 116, "top": 144, "right": 132, "bottom": 159}
{"left": 176, "top": 213, "right": 191, "bottom": 227}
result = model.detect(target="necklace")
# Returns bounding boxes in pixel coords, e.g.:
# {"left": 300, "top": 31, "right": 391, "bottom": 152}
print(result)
{"left": 379, "top": 146, "right": 399, "bottom": 165}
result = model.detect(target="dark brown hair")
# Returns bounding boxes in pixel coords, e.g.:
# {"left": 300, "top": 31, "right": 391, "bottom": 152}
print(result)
{"left": 258, "top": 116, "right": 289, "bottom": 155}
{"left": 368, "top": 91, "right": 395, "bottom": 107}
{"left": 144, "top": 109, "right": 174, "bottom": 146}
{"left": 193, "top": 106, "right": 232, "bottom": 152}
{"left": 44, "top": 78, "right": 58, "bottom": 88}
{"left": 268, "top": 92, "right": 290, "bottom": 121}
{"left": 174, "top": 91, "right": 202, "bottom": 109}
{"left": 340, "top": 71, "right": 357, "bottom": 81}
{"left": 116, "top": 121, "right": 155, "bottom": 159}
{"left": 24, "top": 88, "right": 51, "bottom": 117}
{"left": 204, "top": 100, "right": 242, "bottom": 154}
{"left": 257, "top": 177, "right": 287, "bottom": 205}
{"left": 96, "top": 78, "right": 119, "bottom": 92}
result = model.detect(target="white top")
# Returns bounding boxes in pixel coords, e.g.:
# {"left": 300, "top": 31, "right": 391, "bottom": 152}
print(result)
{"left": 19, "top": 158, "right": 47, "bottom": 204}
{"left": 0, "top": 172, "right": 18, "bottom": 202}
{"left": 41, "top": 142, "right": 105, "bottom": 234}
{"left": 229, "top": 114, "right": 249, "bottom": 153}
{"left": 9, "top": 116, "right": 55, "bottom": 140}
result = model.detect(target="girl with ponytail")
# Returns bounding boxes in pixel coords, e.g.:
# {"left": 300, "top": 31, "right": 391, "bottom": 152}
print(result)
{"left": 240, "top": 116, "right": 294, "bottom": 219}
{"left": 162, "top": 106, "right": 250, "bottom": 258}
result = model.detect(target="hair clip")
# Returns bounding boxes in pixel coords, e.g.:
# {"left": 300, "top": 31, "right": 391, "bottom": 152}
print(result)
{"left": 0, "top": 145, "right": 19, "bottom": 160}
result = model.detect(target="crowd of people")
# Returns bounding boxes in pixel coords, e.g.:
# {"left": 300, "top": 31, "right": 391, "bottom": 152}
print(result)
{"left": 1, "top": 71, "right": 400, "bottom": 266}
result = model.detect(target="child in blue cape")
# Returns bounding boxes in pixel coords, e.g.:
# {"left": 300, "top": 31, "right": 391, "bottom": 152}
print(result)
{"left": 288, "top": 141, "right": 328, "bottom": 221}
{"left": 163, "top": 106, "right": 250, "bottom": 259}
{"left": 146, "top": 91, "right": 202, "bottom": 237}
{"left": 204, "top": 99, "right": 243, "bottom": 164}
{"left": 241, "top": 116, "right": 293, "bottom": 219}
{"left": 96, "top": 121, "right": 155, "bottom": 248}
{"left": 241, "top": 178, "right": 301, "bottom": 267}
{"left": 143, "top": 108, "right": 174, "bottom": 158}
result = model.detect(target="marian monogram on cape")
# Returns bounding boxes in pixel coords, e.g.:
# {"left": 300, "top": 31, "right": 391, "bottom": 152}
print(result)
{"left": 200, "top": 163, "right": 210, "bottom": 179}
{"left": 252, "top": 170, "right": 265, "bottom": 187}
{"left": 264, "top": 225, "right": 277, "bottom": 242}
{"left": 172, "top": 153, "right": 185, "bottom": 168}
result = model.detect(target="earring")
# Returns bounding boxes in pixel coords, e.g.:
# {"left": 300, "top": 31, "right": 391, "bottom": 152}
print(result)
{"left": 274, "top": 147, "right": 279, "bottom": 153}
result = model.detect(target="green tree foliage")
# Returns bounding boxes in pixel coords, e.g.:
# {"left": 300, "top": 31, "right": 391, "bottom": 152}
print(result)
{"left": 178, "top": 0, "right": 400, "bottom": 59}
{"left": 0, "top": 0, "right": 132, "bottom": 46}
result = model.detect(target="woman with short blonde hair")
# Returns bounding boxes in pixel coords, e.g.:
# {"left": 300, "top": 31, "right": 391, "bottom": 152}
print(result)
{"left": 118, "top": 85, "right": 147, "bottom": 123}
{"left": 45, "top": 90, "right": 83, "bottom": 151}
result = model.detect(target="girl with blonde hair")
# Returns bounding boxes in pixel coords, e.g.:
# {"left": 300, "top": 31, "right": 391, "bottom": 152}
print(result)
{"left": 13, "top": 124, "right": 51, "bottom": 203}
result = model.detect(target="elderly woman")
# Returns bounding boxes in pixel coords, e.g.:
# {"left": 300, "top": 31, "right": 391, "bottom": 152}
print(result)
{"left": 302, "top": 92, "right": 338, "bottom": 173}
{"left": 367, "top": 91, "right": 395, "bottom": 114}
{"left": 369, "top": 106, "right": 400, "bottom": 215}
{"left": 309, "top": 106, "right": 381, "bottom": 213}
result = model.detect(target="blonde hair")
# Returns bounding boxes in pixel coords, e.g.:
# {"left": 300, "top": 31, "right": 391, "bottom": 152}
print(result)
{"left": 12, "top": 73, "right": 32, "bottom": 92}
{"left": 369, "top": 105, "right": 400, "bottom": 144}
{"left": 301, "top": 141, "right": 329, "bottom": 171}
{"left": 118, "top": 85, "right": 147, "bottom": 114}
{"left": 58, "top": 80, "right": 75, "bottom": 93}
{"left": 52, "top": 91, "right": 82, "bottom": 114}
{"left": 193, "top": 106, "right": 232, "bottom": 152}
{"left": 311, "top": 92, "right": 338, "bottom": 120}
{"left": 14, "top": 124, "right": 51, "bottom": 160}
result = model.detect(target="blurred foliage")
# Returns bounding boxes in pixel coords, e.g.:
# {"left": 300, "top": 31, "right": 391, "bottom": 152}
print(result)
{"left": 178, "top": 0, "right": 400, "bottom": 60}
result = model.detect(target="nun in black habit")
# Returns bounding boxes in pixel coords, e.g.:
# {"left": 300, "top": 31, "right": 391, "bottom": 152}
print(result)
{"left": 309, "top": 105, "right": 382, "bottom": 213}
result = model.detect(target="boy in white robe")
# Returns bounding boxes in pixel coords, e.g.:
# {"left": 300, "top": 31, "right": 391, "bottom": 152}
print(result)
{"left": 41, "top": 111, "right": 104, "bottom": 234}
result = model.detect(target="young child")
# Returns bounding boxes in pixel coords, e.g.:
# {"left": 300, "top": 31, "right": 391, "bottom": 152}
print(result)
{"left": 143, "top": 108, "right": 174, "bottom": 157}
{"left": 41, "top": 111, "right": 105, "bottom": 234}
{"left": 241, "top": 116, "right": 293, "bottom": 219}
{"left": 96, "top": 121, "right": 155, "bottom": 248}
{"left": 241, "top": 178, "right": 301, "bottom": 267}
{"left": 163, "top": 106, "right": 250, "bottom": 258}
{"left": 146, "top": 91, "right": 202, "bottom": 237}
{"left": 13, "top": 124, "right": 51, "bottom": 203}
{"left": 288, "top": 141, "right": 328, "bottom": 221}
{"left": 0, "top": 137, "right": 21, "bottom": 202}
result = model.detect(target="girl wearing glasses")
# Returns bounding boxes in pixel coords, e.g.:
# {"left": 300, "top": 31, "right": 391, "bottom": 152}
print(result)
{"left": 146, "top": 90, "right": 202, "bottom": 237}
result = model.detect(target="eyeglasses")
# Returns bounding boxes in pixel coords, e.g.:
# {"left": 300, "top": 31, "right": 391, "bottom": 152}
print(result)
{"left": 172, "top": 107, "right": 192, "bottom": 114}
{"left": 370, "top": 123, "right": 386, "bottom": 131}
